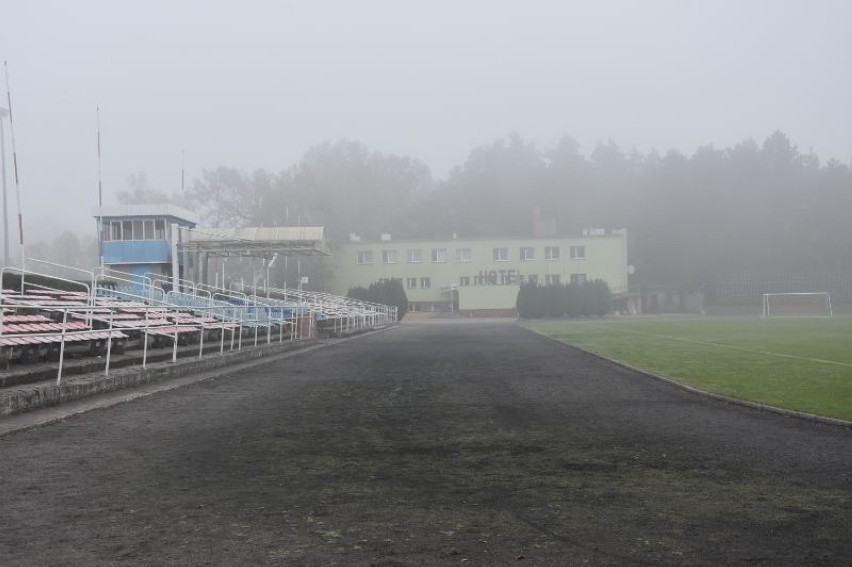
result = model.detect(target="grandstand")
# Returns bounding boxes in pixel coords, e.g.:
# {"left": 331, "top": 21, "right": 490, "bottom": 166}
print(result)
{"left": 0, "top": 259, "right": 396, "bottom": 385}
{"left": 0, "top": 204, "right": 398, "bottom": 408}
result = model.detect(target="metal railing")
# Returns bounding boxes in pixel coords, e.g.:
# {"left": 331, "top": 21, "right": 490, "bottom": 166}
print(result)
{"left": 1, "top": 259, "right": 396, "bottom": 384}
{"left": 0, "top": 300, "right": 299, "bottom": 386}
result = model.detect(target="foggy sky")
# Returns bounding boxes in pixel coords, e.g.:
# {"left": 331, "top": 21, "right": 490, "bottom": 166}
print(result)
{"left": 1, "top": 0, "right": 850, "bottom": 240}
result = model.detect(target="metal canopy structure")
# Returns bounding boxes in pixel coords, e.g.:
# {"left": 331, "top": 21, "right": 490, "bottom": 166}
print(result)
{"left": 181, "top": 226, "right": 330, "bottom": 258}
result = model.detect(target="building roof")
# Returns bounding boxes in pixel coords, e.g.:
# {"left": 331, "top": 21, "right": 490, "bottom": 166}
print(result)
{"left": 180, "top": 226, "right": 329, "bottom": 256}
{"left": 93, "top": 204, "right": 199, "bottom": 225}
{"left": 338, "top": 230, "right": 628, "bottom": 246}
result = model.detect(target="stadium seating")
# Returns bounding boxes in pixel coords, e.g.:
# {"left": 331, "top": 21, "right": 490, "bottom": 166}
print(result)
{"left": 0, "top": 261, "right": 395, "bottom": 378}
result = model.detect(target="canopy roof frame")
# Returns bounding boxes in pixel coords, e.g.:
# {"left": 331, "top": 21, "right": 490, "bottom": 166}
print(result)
{"left": 179, "top": 225, "right": 330, "bottom": 258}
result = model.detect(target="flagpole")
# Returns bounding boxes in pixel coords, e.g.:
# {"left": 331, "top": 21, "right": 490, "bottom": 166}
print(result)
{"left": 4, "top": 62, "right": 25, "bottom": 284}
{"left": 97, "top": 106, "right": 104, "bottom": 269}
{"left": 0, "top": 106, "right": 9, "bottom": 268}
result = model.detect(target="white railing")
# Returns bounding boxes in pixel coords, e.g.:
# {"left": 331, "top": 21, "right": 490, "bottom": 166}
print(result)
{"left": 1, "top": 259, "right": 397, "bottom": 383}
{"left": 0, "top": 300, "right": 298, "bottom": 386}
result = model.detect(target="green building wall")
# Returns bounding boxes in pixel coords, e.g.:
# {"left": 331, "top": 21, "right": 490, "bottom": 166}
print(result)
{"left": 327, "top": 232, "right": 628, "bottom": 313}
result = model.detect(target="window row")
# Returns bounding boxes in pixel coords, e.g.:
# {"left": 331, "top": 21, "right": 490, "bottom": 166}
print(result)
{"left": 384, "top": 273, "right": 588, "bottom": 289}
{"left": 404, "top": 276, "right": 431, "bottom": 289}
{"left": 506, "top": 245, "right": 586, "bottom": 261}
{"left": 101, "top": 219, "right": 168, "bottom": 242}
{"left": 456, "top": 273, "right": 587, "bottom": 286}
{"left": 356, "top": 245, "right": 586, "bottom": 265}
{"left": 358, "top": 248, "right": 468, "bottom": 265}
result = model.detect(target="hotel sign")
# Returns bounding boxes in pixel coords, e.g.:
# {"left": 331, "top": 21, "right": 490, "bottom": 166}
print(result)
{"left": 473, "top": 269, "right": 532, "bottom": 286}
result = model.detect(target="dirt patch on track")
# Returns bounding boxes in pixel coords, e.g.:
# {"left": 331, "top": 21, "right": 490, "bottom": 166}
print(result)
{"left": 1, "top": 323, "right": 851, "bottom": 565}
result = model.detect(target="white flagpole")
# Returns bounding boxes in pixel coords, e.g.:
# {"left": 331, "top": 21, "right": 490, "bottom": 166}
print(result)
{"left": 4, "top": 62, "right": 25, "bottom": 281}
{"left": 97, "top": 106, "right": 104, "bottom": 269}
{"left": 0, "top": 105, "right": 9, "bottom": 268}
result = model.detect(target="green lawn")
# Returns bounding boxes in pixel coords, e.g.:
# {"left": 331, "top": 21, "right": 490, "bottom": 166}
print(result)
{"left": 527, "top": 316, "right": 852, "bottom": 421}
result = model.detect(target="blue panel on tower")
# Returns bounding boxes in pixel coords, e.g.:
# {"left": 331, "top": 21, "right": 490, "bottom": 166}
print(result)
{"left": 102, "top": 240, "right": 171, "bottom": 264}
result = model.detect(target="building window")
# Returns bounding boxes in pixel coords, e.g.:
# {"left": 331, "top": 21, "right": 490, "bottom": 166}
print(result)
{"left": 407, "top": 249, "right": 423, "bottom": 263}
{"left": 420, "top": 277, "right": 431, "bottom": 289}
{"left": 431, "top": 248, "right": 447, "bottom": 263}
{"left": 545, "top": 246, "right": 560, "bottom": 260}
{"left": 455, "top": 248, "right": 472, "bottom": 263}
{"left": 520, "top": 247, "right": 535, "bottom": 261}
{"left": 103, "top": 218, "right": 172, "bottom": 241}
{"left": 570, "top": 245, "right": 586, "bottom": 259}
{"left": 459, "top": 276, "right": 470, "bottom": 286}
{"left": 545, "top": 274, "right": 561, "bottom": 285}
{"left": 382, "top": 250, "right": 398, "bottom": 264}
{"left": 570, "top": 273, "right": 587, "bottom": 285}
{"left": 492, "top": 247, "right": 509, "bottom": 262}
{"left": 406, "top": 277, "right": 417, "bottom": 289}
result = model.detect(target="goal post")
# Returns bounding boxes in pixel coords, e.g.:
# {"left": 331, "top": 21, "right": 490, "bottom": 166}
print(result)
{"left": 762, "top": 292, "right": 833, "bottom": 318}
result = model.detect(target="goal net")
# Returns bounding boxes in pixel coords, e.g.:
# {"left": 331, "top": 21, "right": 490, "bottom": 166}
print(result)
{"left": 762, "top": 292, "right": 833, "bottom": 318}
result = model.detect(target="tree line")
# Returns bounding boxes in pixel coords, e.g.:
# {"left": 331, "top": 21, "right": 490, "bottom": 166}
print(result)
{"left": 104, "top": 131, "right": 852, "bottom": 295}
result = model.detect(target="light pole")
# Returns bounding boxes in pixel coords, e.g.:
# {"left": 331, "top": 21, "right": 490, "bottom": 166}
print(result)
{"left": 266, "top": 253, "right": 278, "bottom": 299}
{"left": 0, "top": 107, "right": 8, "bottom": 267}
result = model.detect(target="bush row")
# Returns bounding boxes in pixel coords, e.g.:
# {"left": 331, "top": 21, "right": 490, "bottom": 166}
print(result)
{"left": 348, "top": 279, "right": 409, "bottom": 320}
{"left": 517, "top": 280, "right": 612, "bottom": 318}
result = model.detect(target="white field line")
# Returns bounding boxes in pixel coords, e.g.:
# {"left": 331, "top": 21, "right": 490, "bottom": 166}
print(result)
{"left": 581, "top": 325, "right": 852, "bottom": 369}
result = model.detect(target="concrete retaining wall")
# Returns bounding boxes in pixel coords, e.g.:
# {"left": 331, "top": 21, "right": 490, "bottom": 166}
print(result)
{"left": 1, "top": 339, "right": 318, "bottom": 418}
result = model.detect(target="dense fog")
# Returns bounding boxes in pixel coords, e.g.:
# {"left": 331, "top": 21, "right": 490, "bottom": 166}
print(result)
{"left": 1, "top": 1, "right": 850, "bottom": 294}
{"left": 23, "top": 132, "right": 851, "bottom": 294}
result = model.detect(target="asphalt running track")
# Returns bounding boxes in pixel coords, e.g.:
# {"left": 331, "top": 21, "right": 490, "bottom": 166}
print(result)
{"left": 1, "top": 322, "right": 851, "bottom": 566}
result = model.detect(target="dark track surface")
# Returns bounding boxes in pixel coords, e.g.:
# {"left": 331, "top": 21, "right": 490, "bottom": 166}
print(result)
{"left": 1, "top": 322, "right": 851, "bottom": 566}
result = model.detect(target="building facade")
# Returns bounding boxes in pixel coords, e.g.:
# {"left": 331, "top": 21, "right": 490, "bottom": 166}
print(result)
{"left": 328, "top": 231, "right": 629, "bottom": 315}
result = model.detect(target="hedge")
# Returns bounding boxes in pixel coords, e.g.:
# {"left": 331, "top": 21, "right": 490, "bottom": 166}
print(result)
{"left": 517, "top": 279, "right": 611, "bottom": 318}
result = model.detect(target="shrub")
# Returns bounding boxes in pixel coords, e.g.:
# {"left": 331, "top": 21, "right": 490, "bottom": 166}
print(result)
{"left": 348, "top": 278, "right": 408, "bottom": 320}
{"left": 517, "top": 279, "right": 611, "bottom": 319}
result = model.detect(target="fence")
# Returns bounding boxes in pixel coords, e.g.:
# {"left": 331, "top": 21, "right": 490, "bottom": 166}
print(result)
{"left": 707, "top": 272, "right": 852, "bottom": 305}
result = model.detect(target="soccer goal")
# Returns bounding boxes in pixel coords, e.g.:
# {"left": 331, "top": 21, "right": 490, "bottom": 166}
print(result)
{"left": 762, "top": 292, "right": 833, "bottom": 318}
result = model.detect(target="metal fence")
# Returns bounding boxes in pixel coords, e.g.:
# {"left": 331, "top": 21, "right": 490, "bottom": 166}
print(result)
{"left": 707, "top": 272, "right": 852, "bottom": 305}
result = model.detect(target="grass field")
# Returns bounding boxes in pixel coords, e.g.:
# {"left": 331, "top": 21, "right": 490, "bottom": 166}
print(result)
{"left": 528, "top": 316, "right": 852, "bottom": 421}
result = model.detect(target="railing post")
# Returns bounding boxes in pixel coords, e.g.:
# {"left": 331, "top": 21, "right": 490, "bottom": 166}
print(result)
{"left": 55, "top": 308, "right": 69, "bottom": 386}
{"left": 142, "top": 309, "right": 150, "bottom": 369}
{"left": 220, "top": 318, "right": 226, "bottom": 356}
{"left": 104, "top": 309, "right": 115, "bottom": 377}
{"left": 171, "top": 316, "right": 179, "bottom": 363}
{"left": 197, "top": 313, "right": 205, "bottom": 359}
{"left": 267, "top": 307, "right": 272, "bottom": 344}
